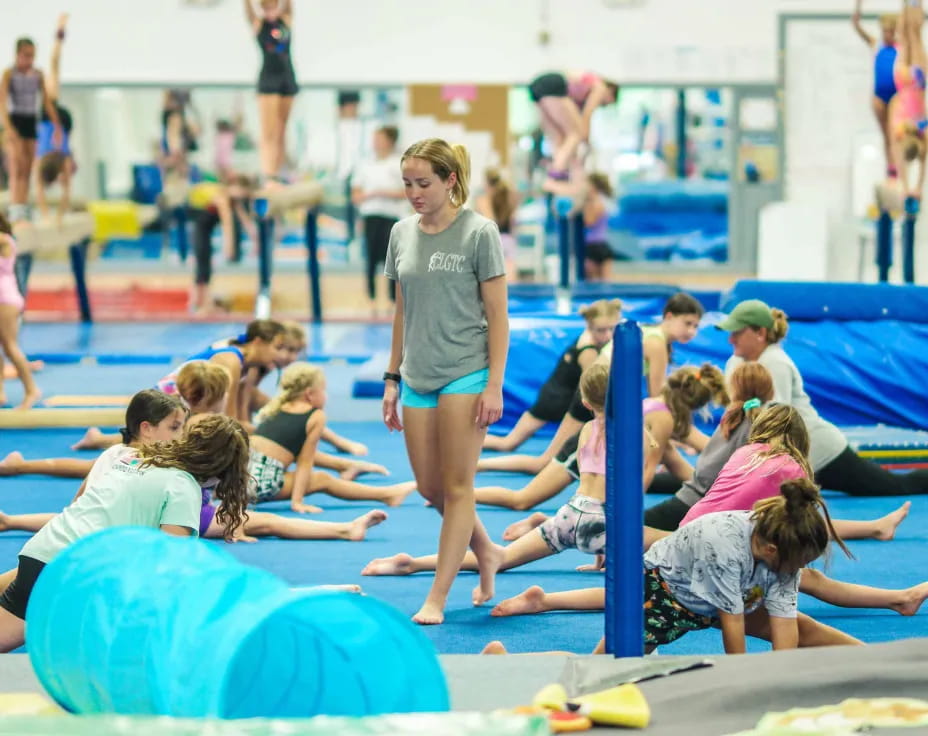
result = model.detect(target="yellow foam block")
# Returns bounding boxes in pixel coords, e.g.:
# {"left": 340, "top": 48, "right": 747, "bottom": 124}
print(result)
{"left": 0, "top": 692, "right": 63, "bottom": 715}
{"left": 188, "top": 181, "right": 222, "bottom": 210}
{"left": 86, "top": 200, "right": 143, "bottom": 241}
{"left": 572, "top": 683, "right": 650, "bottom": 729}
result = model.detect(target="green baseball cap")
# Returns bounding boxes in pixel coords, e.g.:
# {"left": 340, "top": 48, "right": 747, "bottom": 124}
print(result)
{"left": 717, "top": 299, "right": 774, "bottom": 331}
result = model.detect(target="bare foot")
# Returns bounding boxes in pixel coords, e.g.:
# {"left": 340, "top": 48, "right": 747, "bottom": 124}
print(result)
{"left": 0, "top": 511, "right": 9, "bottom": 533}
{"left": 361, "top": 552, "right": 417, "bottom": 576}
{"left": 0, "top": 452, "right": 24, "bottom": 477}
{"left": 894, "top": 582, "right": 928, "bottom": 616}
{"left": 383, "top": 481, "right": 417, "bottom": 507}
{"left": 344, "top": 441, "right": 368, "bottom": 457}
{"left": 473, "top": 543, "right": 506, "bottom": 606}
{"left": 503, "top": 512, "right": 549, "bottom": 542}
{"left": 340, "top": 461, "right": 389, "bottom": 480}
{"left": 491, "top": 585, "right": 547, "bottom": 617}
{"left": 412, "top": 600, "right": 444, "bottom": 625}
{"left": 16, "top": 389, "right": 42, "bottom": 410}
{"left": 71, "top": 427, "right": 105, "bottom": 451}
{"left": 872, "top": 501, "right": 911, "bottom": 541}
{"left": 481, "top": 640, "right": 509, "bottom": 655}
{"left": 347, "top": 510, "right": 388, "bottom": 541}
{"left": 311, "top": 584, "right": 363, "bottom": 594}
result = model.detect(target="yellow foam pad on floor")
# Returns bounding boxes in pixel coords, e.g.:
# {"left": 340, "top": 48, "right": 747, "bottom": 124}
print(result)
{"left": 0, "top": 692, "right": 63, "bottom": 715}
{"left": 86, "top": 200, "right": 143, "bottom": 241}
{"left": 0, "top": 408, "right": 125, "bottom": 428}
{"left": 43, "top": 395, "right": 131, "bottom": 408}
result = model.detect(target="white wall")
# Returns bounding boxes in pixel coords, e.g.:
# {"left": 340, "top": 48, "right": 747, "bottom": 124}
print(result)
{"left": 0, "top": 0, "right": 907, "bottom": 86}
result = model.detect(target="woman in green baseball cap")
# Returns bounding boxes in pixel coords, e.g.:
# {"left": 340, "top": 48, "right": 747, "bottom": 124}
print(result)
{"left": 719, "top": 299, "right": 928, "bottom": 496}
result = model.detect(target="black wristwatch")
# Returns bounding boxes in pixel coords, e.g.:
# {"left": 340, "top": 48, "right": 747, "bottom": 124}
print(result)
{"left": 383, "top": 371, "right": 401, "bottom": 383}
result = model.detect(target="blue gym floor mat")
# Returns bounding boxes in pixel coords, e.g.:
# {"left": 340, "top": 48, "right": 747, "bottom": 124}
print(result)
{"left": 1, "top": 424, "right": 925, "bottom": 656}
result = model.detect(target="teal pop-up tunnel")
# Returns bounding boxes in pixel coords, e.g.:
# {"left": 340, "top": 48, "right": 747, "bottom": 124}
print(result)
{"left": 25, "top": 527, "right": 449, "bottom": 718}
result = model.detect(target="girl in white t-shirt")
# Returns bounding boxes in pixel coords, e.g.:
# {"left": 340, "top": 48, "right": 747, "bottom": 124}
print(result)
{"left": 0, "top": 412, "right": 252, "bottom": 651}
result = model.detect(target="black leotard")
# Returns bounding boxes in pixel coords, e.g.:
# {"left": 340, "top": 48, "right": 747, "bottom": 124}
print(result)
{"left": 257, "top": 19, "right": 298, "bottom": 96}
{"left": 529, "top": 342, "right": 599, "bottom": 423}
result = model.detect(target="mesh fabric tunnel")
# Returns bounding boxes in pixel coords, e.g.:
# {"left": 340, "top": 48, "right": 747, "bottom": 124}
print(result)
{"left": 25, "top": 527, "right": 449, "bottom": 718}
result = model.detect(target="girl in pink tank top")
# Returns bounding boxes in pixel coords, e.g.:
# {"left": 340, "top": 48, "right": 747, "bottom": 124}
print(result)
{"left": 0, "top": 214, "right": 41, "bottom": 408}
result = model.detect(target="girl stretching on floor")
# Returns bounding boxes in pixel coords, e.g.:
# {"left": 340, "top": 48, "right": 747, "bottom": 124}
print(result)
{"left": 0, "top": 397, "right": 389, "bottom": 550}
{"left": 248, "top": 362, "right": 416, "bottom": 514}
{"left": 478, "top": 293, "right": 705, "bottom": 476}
{"left": 0, "top": 411, "right": 251, "bottom": 652}
{"left": 71, "top": 319, "right": 288, "bottom": 450}
{"left": 0, "top": 213, "right": 39, "bottom": 409}
{"left": 483, "top": 299, "right": 621, "bottom": 452}
{"left": 1, "top": 362, "right": 229, "bottom": 480}
{"left": 491, "top": 479, "right": 853, "bottom": 656}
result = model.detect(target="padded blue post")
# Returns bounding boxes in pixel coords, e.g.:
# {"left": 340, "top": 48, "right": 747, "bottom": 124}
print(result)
{"left": 254, "top": 198, "right": 273, "bottom": 319}
{"left": 305, "top": 207, "right": 322, "bottom": 323}
{"left": 877, "top": 211, "right": 893, "bottom": 283}
{"left": 604, "top": 320, "right": 643, "bottom": 658}
{"left": 68, "top": 238, "right": 92, "bottom": 323}
{"left": 572, "top": 213, "right": 586, "bottom": 283}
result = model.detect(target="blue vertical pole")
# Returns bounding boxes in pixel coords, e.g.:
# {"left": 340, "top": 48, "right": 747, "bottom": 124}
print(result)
{"left": 604, "top": 320, "right": 643, "bottom": 657}
{"left": 558, "top": 213, "right": 570, "bottom": 289}
{"left": 903, "top": 197, "right": 918, "bottom": 284}
{"left": 305, "top": 208, "right": 322, "bottom": 324}
{"left": 876, "top": 211, "right": 893, "bottom": 283}
{"left": 68, "top": 239, "right": 93, "bottom": 323}
{"left": 676, "top": 89, "right": 687, "bottom": 179}
{"left": 254, "top": 197, "right": 273, "bottom": 319}
{"left": 174, "top": 207, "right": 189, "bottom": 262}
{"left": 572, "top": 213, "right": 586, "bottom": 283}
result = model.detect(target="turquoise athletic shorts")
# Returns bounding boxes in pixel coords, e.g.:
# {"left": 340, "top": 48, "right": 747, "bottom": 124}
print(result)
{"left": 401, "top": 368, "right": 489, "bottom": 409}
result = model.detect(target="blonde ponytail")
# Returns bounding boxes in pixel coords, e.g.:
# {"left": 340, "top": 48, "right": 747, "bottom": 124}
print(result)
{"left": 450, "top": 143, "right": 471, "bottom": 205}
{"left": 255, "top": 362, "right": 325, "bottom": 425}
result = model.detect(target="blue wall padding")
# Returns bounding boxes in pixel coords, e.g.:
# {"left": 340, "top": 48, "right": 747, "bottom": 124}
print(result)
{"left": 722, "top": 280, "right": 928, "bottom": 324}
{"left": 485, "top": 314, "right": 928, "bottom": 433}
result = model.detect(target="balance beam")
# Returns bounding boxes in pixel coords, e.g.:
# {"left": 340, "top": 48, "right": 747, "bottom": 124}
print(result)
{"left": 255, "top": 180, "right": 324, "bottom": 217}
{"left": 13, "top": 212, "right": 95, "bottom": 257}
{"left": 0, "top": 408, "right": 124, "bottom": 428}
{"left": 13, "top": 213, "right": 95, "bottom": 322}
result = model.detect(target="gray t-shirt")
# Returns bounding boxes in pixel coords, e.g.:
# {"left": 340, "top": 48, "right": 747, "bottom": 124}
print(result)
{"left": 726, "top": 344, "right": 847, "bottom": 471}
{"left": 644, "top": 510, "right": 800, "bottom": 619}
{"left": 385, "top": 209, "right": 506, "bottom": 393}
{"left": 676, "top": 419, "right": 753, "bottom": 508}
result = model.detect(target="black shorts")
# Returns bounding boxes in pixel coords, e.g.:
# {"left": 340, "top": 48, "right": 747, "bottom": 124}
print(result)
{"left": 529, "top": 384, "right": 574, "bottom": 424}
{"left": 529, "top": 73, "right": 568, "bottom": 103}
{"left": 567, "top": 388, "right": 594, "bottom": 423}
{"left": 9, "top": 113, "right": 37, "bottom": 140}
{"left": 556, "top": 430, "right": 582, "bottom": 479}
{"left": 643, "top": 496, "right": 691, "bottom": 532}
{"left": 0, "top": 555, "right": 46, "bottom": 620}
{"left": 258, "top": 73, "right": 299, "bottom": 97}
{"left": 585, "top": 241, "right": 614, "bottom": 264}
